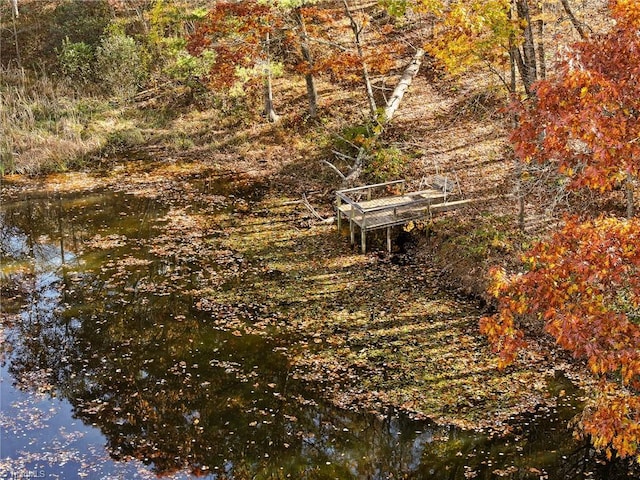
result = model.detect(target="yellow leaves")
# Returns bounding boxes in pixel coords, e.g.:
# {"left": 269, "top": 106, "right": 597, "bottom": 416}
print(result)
{"left": 580, "top": 389, "right": 640, "bottom": 461}
{"left": 414, "top": 0, "right": 444, "bottom": 15}
{"left": 567, "top": 283, "right": 579, "bottom": 296}
{"left": 487, "top": 267, "right": 508, "bottom": 298}
{"left": 426, "top": 0, "right": 514, "bottom": 74}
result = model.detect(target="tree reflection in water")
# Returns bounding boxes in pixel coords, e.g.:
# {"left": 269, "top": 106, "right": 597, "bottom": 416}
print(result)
{"left": 1, "top": 189, "right": 638, "bottom": 479}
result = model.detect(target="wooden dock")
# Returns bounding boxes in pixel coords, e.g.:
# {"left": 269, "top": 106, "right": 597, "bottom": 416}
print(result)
{"left": 336, "top": 179, "right": 473, "bottom": 253}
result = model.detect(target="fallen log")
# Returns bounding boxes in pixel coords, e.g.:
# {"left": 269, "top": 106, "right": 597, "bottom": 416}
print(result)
{"left": 383, "top": 48, "right": 426, "bottom": 124}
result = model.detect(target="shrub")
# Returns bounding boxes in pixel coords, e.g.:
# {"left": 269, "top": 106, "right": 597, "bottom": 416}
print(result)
{"left": 58, "top": 38, "right": 94, "bottom": 85}
{"left": 95, "top": 34, "right": 147, "bottom": 101}
{"left": 365, "top": 146, "right": 407, "bottom": 182}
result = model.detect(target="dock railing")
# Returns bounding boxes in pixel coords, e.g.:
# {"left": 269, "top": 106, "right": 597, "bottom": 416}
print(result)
{"left": 336, "top": 180, "right": 454, "bottom": 252}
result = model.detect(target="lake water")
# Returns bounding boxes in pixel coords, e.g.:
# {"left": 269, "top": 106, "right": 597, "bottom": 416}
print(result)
{"left": 1, "top": 182, "right": 637, "bottom": 479}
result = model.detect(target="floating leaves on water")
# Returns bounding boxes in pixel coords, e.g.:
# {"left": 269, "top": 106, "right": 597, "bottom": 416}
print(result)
{"left": 3, "top": 166, "right": 633, "bottom": 479}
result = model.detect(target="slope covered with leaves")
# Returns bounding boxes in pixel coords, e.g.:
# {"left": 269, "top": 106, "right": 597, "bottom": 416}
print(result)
{"left": 2, "top": 0, "right": 639, "bottom": 469}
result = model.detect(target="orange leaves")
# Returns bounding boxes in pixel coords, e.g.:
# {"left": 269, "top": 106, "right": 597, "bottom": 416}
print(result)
{"left": 483, "top": 215, "right": 640, "bottom": 459}
{"left": 299, "top": 5, "right": 405, "bottom": 86}
{"left": 313, "top": 52, "right": 362, "bottom": 85}
{"left": 579, "top": 388, "right": 640, "bottom": 461}
{"left": 610, "top": 0, "right": 640, "bottom": 29}
{"left": 511, "top": 1, "right": 640, "bottom": 194}
{"left": 187, "top": 1, "right": 278, "bottom": 91}
{"left": 479, "top": 311, "right": 526, "bottom": 369}
{"left": 187, "top": 1, "right": 407, "bottom": 98}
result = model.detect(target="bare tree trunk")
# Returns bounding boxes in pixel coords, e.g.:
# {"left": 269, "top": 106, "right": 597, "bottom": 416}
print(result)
{"left": 263, "top": 31, "right": 279, "bottom": 123}
{"left": 343, "top": 0, "right": 377, "bottom": 118}
{"left": 559, "top": 0, "right": 587, "bottom": 39}
{"left": 515, "top": 156, "right": 526, "bottom": 231}
{"left": 383, "top": 49, "right": 425, "bottom": 123}
{"left": 507, "top": 7, "right": 518, "bottom": 94}
{"left": 11, "top": 0, "right": 22, "bottom": 68}
{"left": 514, "top": 0, "right": 537, "bottom": 93}
{"left": 509, "top": 50, "right": 517, "bottom": 94}
{"left": 512, "top": 111, "right": 526, "bottom": 230}
{"left": 625, "top": 172, "right": 635, "bottom": 218}
{"left": 536, "top": 19, "right": 546, "bottom": 79}
{"left": 264, "top": 75, "right": 278, "bottom": 123}
{"left": 294, "top": 7, "right": 318, "bottom": 118}
{"left": 512, "top": 47, "right": 530, "bottom": 94}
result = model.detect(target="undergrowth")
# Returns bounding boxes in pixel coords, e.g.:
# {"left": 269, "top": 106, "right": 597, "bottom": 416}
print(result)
{"left": 0, "top": 68, "right": 118, "bottom": 174}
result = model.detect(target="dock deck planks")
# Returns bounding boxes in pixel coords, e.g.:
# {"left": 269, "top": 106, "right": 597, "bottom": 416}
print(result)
{"left": 335, "top": 180, "right": 473, "bottom": 252}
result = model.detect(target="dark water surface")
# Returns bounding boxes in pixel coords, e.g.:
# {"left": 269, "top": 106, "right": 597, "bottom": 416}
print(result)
{"left": 0, "top": 184, "right": 636, "bottom": 479}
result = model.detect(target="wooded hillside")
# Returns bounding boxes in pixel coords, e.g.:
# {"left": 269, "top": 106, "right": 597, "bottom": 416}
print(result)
{"left": 2, "top": 0, "right": 639, "bottom": 466}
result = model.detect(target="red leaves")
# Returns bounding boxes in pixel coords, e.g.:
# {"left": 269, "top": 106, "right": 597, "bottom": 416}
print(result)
{"left": 579, "top": 389, "right": 640, "bottom": 461}
{"left": 511, "top": 0, "right": 640, "bottom": 193}
{"left": 187, "top": 2, "right": 406, "bottom": 93}
{"left": 502, "top": 9, "right": 640, "bottom": 457}
{"left": 187, "top": 1, "right": 277, "bottom": 90}
{"left": 483, "top": 216, "right": 640, "bottom": 460}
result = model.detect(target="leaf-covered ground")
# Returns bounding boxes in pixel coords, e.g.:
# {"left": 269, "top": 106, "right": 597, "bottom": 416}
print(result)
{"left": 0, "top": 55, "right": 607, "bottom": 443}
{"left": 1, "top": 158, "right": 590, "bottom": 435}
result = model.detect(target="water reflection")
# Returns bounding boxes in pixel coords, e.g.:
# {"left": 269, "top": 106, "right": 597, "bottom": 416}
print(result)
{"left": 0, "top": 188, "right": 637, "bottom": 479}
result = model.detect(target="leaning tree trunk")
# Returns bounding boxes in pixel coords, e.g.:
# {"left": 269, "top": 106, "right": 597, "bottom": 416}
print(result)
{"left": 559, "top": 0, "right": 587, "bottom": 39}
{"left": 383, "top": 49, "right": 425, "bottom": 124}
{"left": 294, "top": 7, "right": 318, "bottom": 118}
{"left": 343, "top": 0, "right": 377, "bottom": 119}
{"left": 342, "top": 49, "right": 425, "bottom": 183}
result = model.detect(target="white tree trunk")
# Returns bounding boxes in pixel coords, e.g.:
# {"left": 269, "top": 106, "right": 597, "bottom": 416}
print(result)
{"left": 294, "top": 7, "right": 318, "bottom": 118}
{"left": 383, "top": 49, "right": 425, "bottom": 123}
{"left": 263, "top": 31, "right": 279, "bottom": 123}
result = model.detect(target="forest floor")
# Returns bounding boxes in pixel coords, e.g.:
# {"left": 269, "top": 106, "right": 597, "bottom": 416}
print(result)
{"left": 2, "top": 66, "right": 607, "bottom": 434}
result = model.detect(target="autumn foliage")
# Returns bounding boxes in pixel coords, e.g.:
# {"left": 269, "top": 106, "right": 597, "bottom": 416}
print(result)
{"left": 483, "top": 0, "right": 640, "bottom": 462}
{"left": 299, "top": 6, "right": 403, "bottom": 85}
{"left": 426, "top": 0, "right": 515, "bottom": 76}
{"left": 481, "top": 216, "right": 640, "bottom": 460}
{"left": 511, "top": 0, "right": 640, "bottom": 193}
{"left": 187, "top": 1, "right": 277, "bottom": 91}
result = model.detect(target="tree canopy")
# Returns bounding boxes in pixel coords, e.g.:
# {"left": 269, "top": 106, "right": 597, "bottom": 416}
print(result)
{"left": 512, "top": 0, "right": 640, "bottom": 201}
{"left": 483, "top": 0, "right": 640, "bottom": 462}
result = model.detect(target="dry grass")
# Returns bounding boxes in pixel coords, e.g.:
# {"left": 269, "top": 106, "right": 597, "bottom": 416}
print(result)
{"left": 0, "top": 68, "right": 131, "bottom": 174}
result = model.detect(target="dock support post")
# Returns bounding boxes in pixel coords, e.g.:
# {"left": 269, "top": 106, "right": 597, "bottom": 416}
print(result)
{"left": 361, "top": 215, "right": 367, "bottom": 253}
{"left": 349, "top": 208, "right": 355, "bottom": 245}
{"left": 386, "top": 227, "right": 392, "bottom": 252}
{"left": 350, "top": 220, "right": 355, "bottom": 245}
